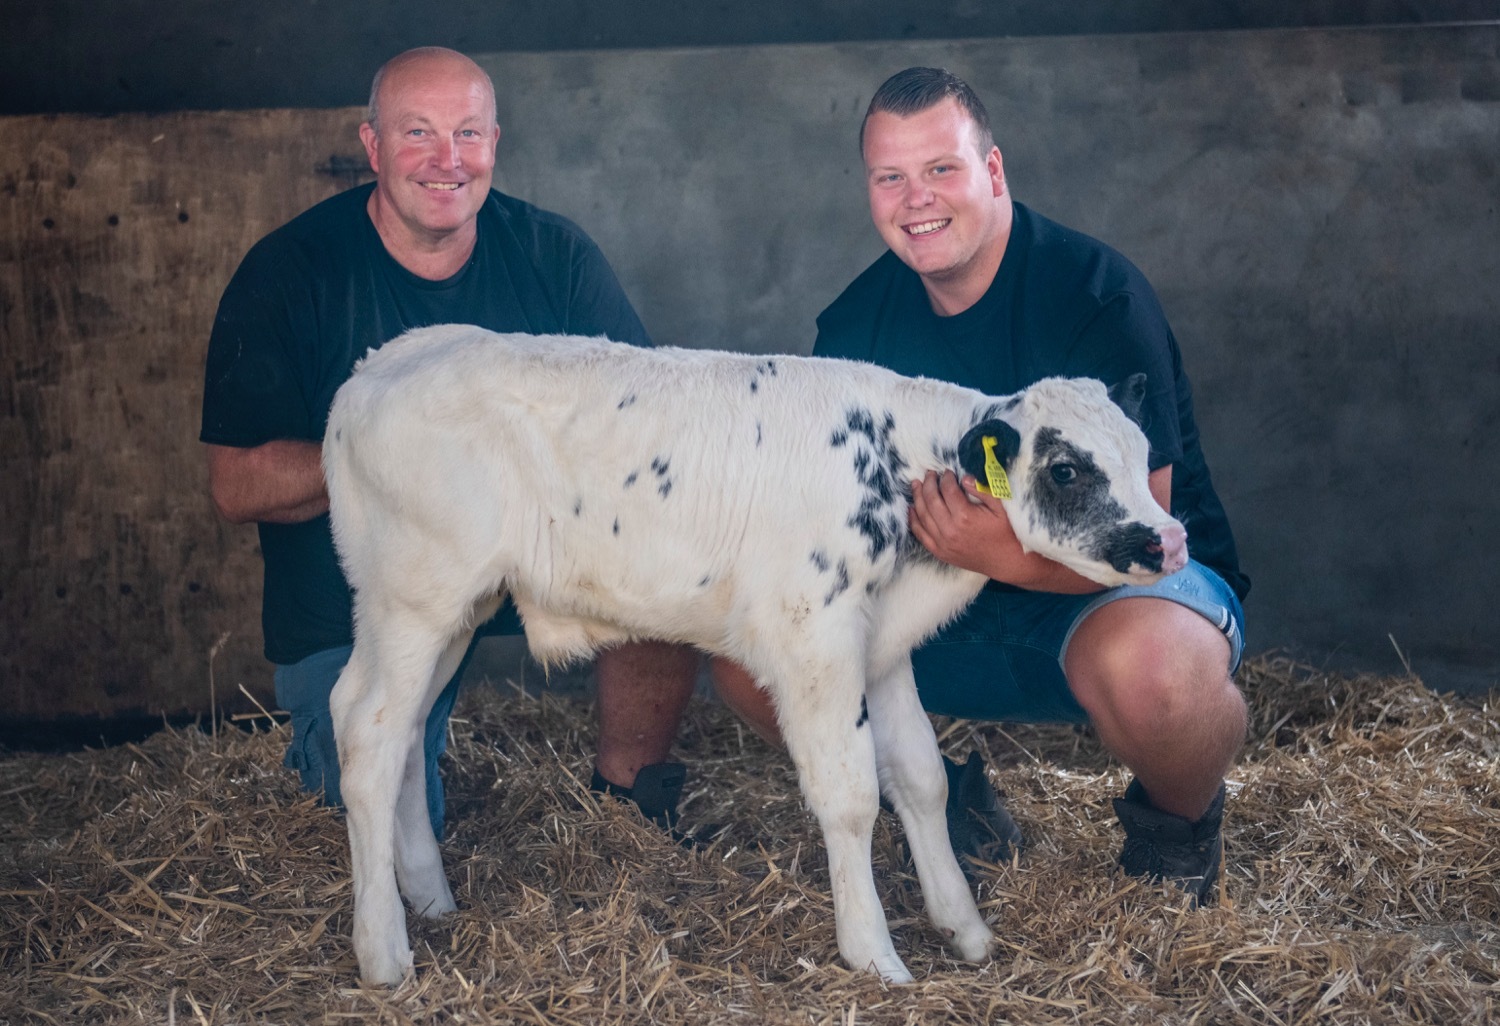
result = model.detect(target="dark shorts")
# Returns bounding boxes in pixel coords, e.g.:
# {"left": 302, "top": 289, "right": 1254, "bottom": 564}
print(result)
{"left": 910, "top": 560, "right": 1245, "bottom": 724}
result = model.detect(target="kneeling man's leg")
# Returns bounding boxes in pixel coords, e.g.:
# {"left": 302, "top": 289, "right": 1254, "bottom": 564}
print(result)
{"left": 1063, "top": 599, "right": 1244, "bottom": 821}
{"left": 593, "top": 640, "right": 702, "bottom": 831}
{"left": 1061, "top": 563, "right": 1247, "bottom": 900}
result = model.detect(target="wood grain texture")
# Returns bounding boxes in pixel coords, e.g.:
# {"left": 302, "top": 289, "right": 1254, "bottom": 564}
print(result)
{"left": 1, "top": 108, "right": 370, "bottom": 719}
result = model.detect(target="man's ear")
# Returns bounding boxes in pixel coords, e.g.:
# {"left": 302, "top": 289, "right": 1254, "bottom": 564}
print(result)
{"left": 957, "top": 419, "right": 1021, "bottom": 481}
{"left": 1108, "top": 372, "right": 1148, "bottom": 426}
{"left": 988, "top": 146, "right": 1007, "bottom": 199}
{"left": 359, "top": 121, "right": 380, "bottom": 174}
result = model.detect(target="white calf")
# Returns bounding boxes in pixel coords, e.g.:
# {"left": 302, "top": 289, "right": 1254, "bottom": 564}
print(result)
{"left": 322, "top": 326, "right": 1187, "bottom": 985}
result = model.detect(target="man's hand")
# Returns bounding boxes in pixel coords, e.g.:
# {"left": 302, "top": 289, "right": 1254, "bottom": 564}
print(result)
{"left": 207, "top": 440, "right": 329, "bottom": 524}
{"left": 908, "top": 470, "right": 1101, "bottom": 594}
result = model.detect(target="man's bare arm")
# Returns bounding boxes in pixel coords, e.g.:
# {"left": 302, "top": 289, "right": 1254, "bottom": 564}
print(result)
{"left": 206, "top": 440, "right": 329, "bottom": 524}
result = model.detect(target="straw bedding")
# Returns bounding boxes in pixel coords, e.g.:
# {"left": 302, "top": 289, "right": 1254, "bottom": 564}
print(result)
{"left": 2, "top": 656, "right": 1496, "bottom": 1024}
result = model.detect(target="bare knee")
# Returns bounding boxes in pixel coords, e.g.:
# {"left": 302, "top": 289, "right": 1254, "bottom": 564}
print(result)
{"left": 1065, "top": 600, "right": 1240, "bottom": 742}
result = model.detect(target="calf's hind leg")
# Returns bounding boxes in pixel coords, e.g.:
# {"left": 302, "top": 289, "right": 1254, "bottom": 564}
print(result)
{"left": 332, "top": 608, "right": 455, "bottom": 987}
{"left": 390, "top": 595, "right": 502, "bottom": 920}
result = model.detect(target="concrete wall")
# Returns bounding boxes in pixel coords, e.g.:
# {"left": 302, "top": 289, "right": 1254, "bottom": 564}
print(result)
{"left": 476, "top": 26, "right": 1499, "bottom": 692}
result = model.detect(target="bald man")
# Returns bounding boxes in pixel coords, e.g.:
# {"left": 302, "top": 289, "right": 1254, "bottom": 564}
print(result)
{"left": 202, "top": 48, "right": 699, "bottom": 838}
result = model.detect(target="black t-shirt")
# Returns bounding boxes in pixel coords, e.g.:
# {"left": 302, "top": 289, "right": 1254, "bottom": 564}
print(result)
{"left": 201, "top": 183, "right": 652, "bottom": 663}
{"left": 814, "top": 201, "right": 1247, "bottom": 600}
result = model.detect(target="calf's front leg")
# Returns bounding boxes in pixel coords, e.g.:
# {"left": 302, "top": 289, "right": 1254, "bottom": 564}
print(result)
{"left": 868, "top": 658, "right": 994, "bottom": 962}
{"left": 768, "top": 652, "right": 912, "bottom": 983}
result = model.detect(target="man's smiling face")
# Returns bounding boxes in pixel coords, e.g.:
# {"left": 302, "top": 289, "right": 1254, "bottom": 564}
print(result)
{"left": 361, "top": 52, "right": 498, "bottom": 247}
{"left": 862, "top": 98, "right": 1008, "bottom": 296}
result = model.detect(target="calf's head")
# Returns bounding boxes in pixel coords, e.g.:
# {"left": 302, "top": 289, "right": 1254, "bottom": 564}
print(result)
{"left": 958, "top": 375, "right": 1188, "bottom": 587}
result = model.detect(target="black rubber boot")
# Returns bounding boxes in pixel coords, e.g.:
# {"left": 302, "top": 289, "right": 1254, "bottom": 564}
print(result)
{"left": 590, "top": 762, "right": 698, "bottom": 846}
{"left": 944, "top": 751, "right": 1024, "bottom": 868}
{"left": 624, "top": 762, "right": 687, "bottom": 831}
{"left": 1112, "top": 778, "right": 1225, "bottom": 906}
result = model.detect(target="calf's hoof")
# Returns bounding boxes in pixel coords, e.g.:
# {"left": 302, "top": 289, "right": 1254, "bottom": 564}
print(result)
{"left": 407, "top": 886, "right": 457, "bottom": 919}
{"left": 396, "top": 859, "right": 457, "bottom": 919}
{"left": 355, "top": 938, "right": 414, "bottom": 987}
{"left": 947, "top": 921, "right": 996, "bottom": 963}
{"left": 864, "top": 952, "right": 914, "bottom": 984}
{"left": 416, "top": 893, "right": 458, "bottom": 918}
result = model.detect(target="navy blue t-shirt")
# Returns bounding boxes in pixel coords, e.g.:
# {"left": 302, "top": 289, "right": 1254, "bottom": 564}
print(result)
{"left": 201, "top": 183, "right": 652, "bottom": 663}
{"left": 815, "top": 201, "right": 1247, "bottom": 600}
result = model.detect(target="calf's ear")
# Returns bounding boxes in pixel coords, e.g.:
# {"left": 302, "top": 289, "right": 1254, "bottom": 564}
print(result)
{"left": 958, "top": 419, "right": 1022, "bottom": 481}
{"left": 1108, "top": 372, "right": 1148, "bottom": 425}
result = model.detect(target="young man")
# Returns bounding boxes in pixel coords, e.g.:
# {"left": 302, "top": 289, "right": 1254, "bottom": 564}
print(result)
{"left": 709, "top": 67, "right": 1250, "bottom": 901}
{"left": 201, "top": 47, "right": 699, "bottom": 838}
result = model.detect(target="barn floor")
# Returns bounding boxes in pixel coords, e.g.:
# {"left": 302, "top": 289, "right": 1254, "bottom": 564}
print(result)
{"left": 2, "top": 657, "right": 1497, "bottom": 1024}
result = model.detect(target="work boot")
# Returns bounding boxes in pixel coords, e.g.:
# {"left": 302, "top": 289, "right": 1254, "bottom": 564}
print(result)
{"left": 591, "top": 761, "right": 698, "bottom": 845}
{"left": 1112, "top": 778, "right": 1225, "bottom": 906}
{"left": 944, "top": 751, "right": 1024, "bottom": 867}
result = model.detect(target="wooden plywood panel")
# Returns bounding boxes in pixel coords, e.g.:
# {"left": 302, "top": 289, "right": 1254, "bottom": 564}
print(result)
{"left": 1, "top": 108, "right": 371, "bottom": 721}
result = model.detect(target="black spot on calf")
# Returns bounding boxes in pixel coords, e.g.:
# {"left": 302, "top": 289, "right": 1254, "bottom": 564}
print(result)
{"left": 624, "top": 471, "right": 638, "bottom": 488}
{"left": 846, "top": 407, "right": 875, "bottom": 441}
{"left": 826, "top": 405, "right": 911, "bottom": 562}
{"left": 849, "top": 498, "right": 897, "bottom": 561}
{"left": 931, "top": 442, "right": 958, "bottom": 465}
{"left": 810, "top": 549, "right": 830, "bottom": 573}
{"left": 855, "top": 695, "right": 869, "bottom": 729}
{"left": 823, "top": 559, "right": 850, "bottom": 606}
{"left": 748, "top": 359, "right": 779, "bottom": 395}
{"left": 617, "top": 393, "right": 637, "bottom": 410}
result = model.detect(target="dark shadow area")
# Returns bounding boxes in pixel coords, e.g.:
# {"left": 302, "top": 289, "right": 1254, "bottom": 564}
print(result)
{"left": 5, "top": 1, "right": 1497, "bottom": 114}
{"left": 0, "top": 712, "right": 270, "bottom": 754}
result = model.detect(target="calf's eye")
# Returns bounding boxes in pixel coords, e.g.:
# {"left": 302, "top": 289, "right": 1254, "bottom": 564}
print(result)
{"left": 1050, "top": 464, "right": 1078, "bottom": 485}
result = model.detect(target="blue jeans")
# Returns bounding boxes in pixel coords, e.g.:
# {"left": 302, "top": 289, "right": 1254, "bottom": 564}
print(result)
{"left": 273, "top": 601, "right": 526, "bottom": 838}
{"left": 911, "top": 560, "right": 1245, "bottom": 723}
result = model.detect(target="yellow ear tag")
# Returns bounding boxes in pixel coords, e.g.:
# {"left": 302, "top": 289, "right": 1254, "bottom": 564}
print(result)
{"left": 976, "top": 435, "right": 1012, "bottom": 499}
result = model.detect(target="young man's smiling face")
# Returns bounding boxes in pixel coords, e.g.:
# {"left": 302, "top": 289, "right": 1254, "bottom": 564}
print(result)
{"left": 862, "top": 97, "right": 1010, "bottom": 313}
{"left": 360, "top": 52, "right": 499, "bottom": 250}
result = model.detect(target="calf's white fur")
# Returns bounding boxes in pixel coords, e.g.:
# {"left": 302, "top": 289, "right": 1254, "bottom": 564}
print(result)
{"left": 323, "top": 326, "right": 1187, "bottom": 985}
